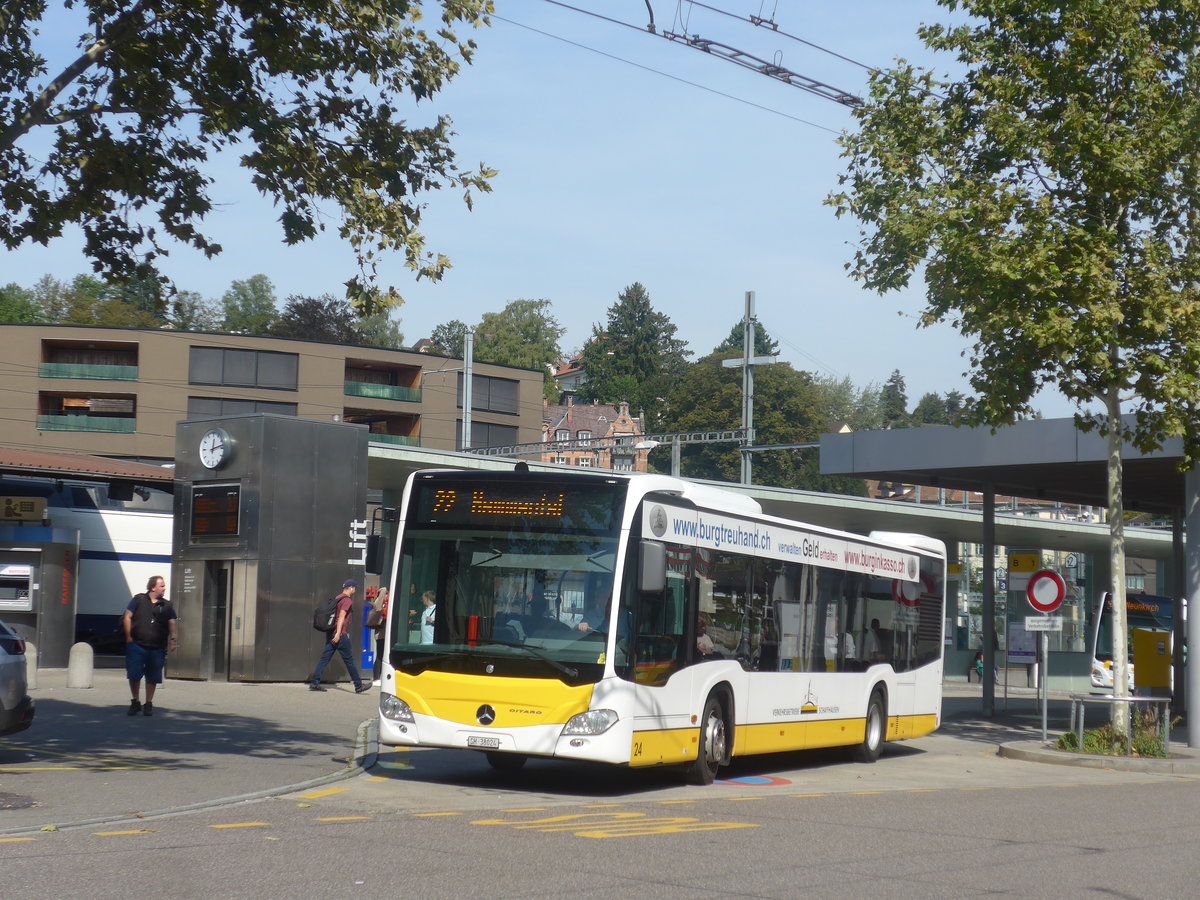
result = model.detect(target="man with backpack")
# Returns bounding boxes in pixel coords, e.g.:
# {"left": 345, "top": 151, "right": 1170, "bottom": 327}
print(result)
{"left": 309, "top": 579, "right": 369, "bottom": 693}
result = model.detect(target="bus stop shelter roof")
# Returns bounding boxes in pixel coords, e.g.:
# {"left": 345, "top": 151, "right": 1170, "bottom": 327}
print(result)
{"left": 819, "top": 416, "right": 1186, "bottom": 516}
{"left": 0, "top": 446, "right": 175, "bottom": 487}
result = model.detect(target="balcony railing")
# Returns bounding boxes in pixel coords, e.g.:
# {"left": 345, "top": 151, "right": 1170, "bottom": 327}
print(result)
{"left": 40, "top": 362, "right": 138, "bottom": 381}
{"left": 367, "top": 433, "right": 419, "bottom": 447}
{"left": 37, "top": 415, "right": 136, "bottom": 433}
{"left": 344, "top": 381, "right": 421, "bottom": 402}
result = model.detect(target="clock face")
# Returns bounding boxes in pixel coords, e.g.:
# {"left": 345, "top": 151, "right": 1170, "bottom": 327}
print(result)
{"left": 199, "top": 428, "right": 232, "bottom": 469}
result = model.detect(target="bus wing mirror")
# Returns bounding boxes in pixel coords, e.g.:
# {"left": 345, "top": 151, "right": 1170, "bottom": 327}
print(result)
{"left": 639, "top": 540, "right": 666, "bottom": 593}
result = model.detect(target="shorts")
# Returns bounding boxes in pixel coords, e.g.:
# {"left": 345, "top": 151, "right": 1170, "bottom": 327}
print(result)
{"left": 125, "top": 642, "right": 167, "bottom": 684}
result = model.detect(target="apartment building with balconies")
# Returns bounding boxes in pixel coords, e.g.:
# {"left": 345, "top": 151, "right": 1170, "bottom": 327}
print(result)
{"left": 1, "top": 324, "right": 543, "bottom": 462}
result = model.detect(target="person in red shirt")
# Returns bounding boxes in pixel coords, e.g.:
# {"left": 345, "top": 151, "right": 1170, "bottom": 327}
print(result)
{"left": 310, "top": 579, "right": 369, "bottom": 693}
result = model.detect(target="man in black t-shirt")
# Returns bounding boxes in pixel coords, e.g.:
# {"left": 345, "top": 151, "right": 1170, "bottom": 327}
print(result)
{"left": 123, "top": 575, "right": 177, "bottom": 717}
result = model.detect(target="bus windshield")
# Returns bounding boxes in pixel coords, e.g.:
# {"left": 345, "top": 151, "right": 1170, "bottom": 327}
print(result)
{"left": 388, "top": 475, "right": 626, "bottom": 682}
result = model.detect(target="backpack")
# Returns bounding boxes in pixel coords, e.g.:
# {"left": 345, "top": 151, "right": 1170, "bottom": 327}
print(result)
{"left": 313, "top": 595, "right": 340, "bottom": 632}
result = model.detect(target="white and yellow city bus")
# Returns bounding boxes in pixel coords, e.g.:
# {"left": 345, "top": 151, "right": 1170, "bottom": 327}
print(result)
{"left": 378, "top": 469, "right": 946, "bottom": 783}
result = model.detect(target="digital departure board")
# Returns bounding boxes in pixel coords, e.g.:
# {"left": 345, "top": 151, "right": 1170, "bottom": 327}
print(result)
{"left": 191, "top": 483, "right": 241, "bottom": 537}
{"left": 413, "top": 479, "right": 622, "bottom": 533}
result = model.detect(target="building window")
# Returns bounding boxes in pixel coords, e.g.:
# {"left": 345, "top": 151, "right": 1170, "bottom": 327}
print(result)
{"left": 457, "top": 373, "right": 519, "bottom": 415}
{"left": 578, "top": 457, "right": 594, "bottom": 467}
{"left": 555, "top": 429, "right": 570, "bottom": 442}
{"left": 188, "top": 397, "right": 298, "bottom": 418}
{"left": 457, "top": 420, "right": 519, "bottom": 451}
{"left": 1126, "top": 574, "right": 1146, "bottom": 591}
{"left": 189, "top": 347, "right": 298, "bottom": 390}
{"left": 552, "top": 455, "right": 567, "bottom": 465}
{"left": 577, "top": 430, "right": 592, "bottom": 445}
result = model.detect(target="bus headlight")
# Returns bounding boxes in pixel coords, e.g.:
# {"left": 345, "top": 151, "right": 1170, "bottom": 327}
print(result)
{"left": 562, "top": 709, "right": 618, "bottom": 736}
{"left": 380, "top": 694, "right": 415, "bottom": 723}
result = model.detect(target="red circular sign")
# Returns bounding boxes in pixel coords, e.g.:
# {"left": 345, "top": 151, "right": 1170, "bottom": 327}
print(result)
{"left": 1026, "top": 569, "right": 1066, "bottom": 613}
{"left": 892, "top": 579, "right": 921, "bottom": 607}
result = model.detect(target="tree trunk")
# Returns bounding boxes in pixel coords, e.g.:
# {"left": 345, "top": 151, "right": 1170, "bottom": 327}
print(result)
{"left": 1106, "top": 383, "right": 1130, "bottom": 740}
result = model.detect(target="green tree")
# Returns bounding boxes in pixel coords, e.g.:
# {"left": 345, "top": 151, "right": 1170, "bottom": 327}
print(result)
{"left": 1, "top": 1, "right": 496, "bottom": 314}
{"left": 813, "top": 375, "right": 885, "bottom": 432}
{"left": 579, "top": 283, "right": 691, "bottom": 428}
{"left": 0, "top": 282, "right": 42, "bottom": 322}
{"left": 830, "top": 0, "right": 1200, "bottom": 736}
{"left": 429, "top": 319, "right": 470, "bottom": 356}
{"left": 36, "top": 273, "right": 161, "bottom": 327}
{"left": 269, "top": 294, "right": 360, "bottom": 344}
{"left": 355, "top": 310, "right": 405, "bottom": 349}
{"left": 659, "top": 352, "right": 864, "bottom": 493}
{"left": 714, "top": 320, "right": 780, "bottom": 357}
{"left": 167, "top": 290, "right": 223, "bottom": 332}
{"left": 475, "top": 299, "right": 565, "bottom": 400}
{"left": 879, "top": 370, "right": 910, "bottom": 428}
{"left": 221, "top": 275, "right": 278, "bottom": 335}
{"left": 911, "top": 392, "right": 947, "bottom": 426}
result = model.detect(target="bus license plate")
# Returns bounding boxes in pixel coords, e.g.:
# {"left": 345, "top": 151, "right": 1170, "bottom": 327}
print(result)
{"left": 467, "top": 735, "right": 500, "bottom": 749}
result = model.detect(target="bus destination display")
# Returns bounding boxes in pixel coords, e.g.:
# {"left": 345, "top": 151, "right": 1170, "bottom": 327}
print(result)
{"left": 191, "top": 483, "right": 240, "bottom": 536}
{"left": 416, "top": 482, "right": 620, "bottom": 532}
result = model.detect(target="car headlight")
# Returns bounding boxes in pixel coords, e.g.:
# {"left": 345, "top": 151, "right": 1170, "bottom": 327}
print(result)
{"left": 380, "top": 693, "right": 415, "bottom": 723}
{"left": 562, "top": 709, "right": 618, "bottom": 736}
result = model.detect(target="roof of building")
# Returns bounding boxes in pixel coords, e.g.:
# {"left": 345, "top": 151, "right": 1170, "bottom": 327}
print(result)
{"left": 820, "top": 416, "right": 1184, "bottom": 514}
{"left": 0, "top": 446, "right": 175, "bottom": 486}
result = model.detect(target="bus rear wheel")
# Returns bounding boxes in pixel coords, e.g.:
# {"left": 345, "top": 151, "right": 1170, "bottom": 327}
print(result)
{"left": 485, "top": 751, "right": 527, "bottom": 772}
{"left": 685, "top": 695, "right": 727, "bottom": 785}
{"left": 855, "top": 689, "right": 886, "bottom": 763}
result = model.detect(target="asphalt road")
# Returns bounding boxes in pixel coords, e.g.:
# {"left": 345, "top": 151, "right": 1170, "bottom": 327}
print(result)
{"left": 3, "top": 673, "right": 1199, "bottom": 898}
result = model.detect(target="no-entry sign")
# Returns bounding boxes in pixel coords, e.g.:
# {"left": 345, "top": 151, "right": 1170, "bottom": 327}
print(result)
{"left": 1026, "top": 569, "right": 1066, "bottom": 613}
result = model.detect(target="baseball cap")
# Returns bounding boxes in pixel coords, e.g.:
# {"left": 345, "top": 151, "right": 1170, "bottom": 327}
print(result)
{"left": 343, "top": 579, "right": 359, "bottom": 589}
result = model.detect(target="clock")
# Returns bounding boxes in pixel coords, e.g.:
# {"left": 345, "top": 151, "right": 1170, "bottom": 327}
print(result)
{"left": 198, "top": 428, "right": 234, "bottom": 469}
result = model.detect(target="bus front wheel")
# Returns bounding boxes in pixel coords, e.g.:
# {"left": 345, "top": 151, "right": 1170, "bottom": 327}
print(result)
{"left": 855, "top": 690, "right": 886, "bottom": 763}
{"left": 685, "top": 695, "right": 727, "bottom": 785}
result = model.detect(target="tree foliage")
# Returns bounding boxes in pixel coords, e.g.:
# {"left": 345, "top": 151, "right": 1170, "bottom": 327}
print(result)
{"left": 578, "top": 282, "right": 691, "bottom": 428}
{"left": 474, "top": 299, "right": 564, "bottom": 400}
{"left": 1, "top": 1, "right": 497, "bottom": 313}
{"left": 879, "top": 369, "right": 910, "bottom": 428}
{"left": 831, "top": 0, "right": 1200, "bottom": 731}
{"left": 222, "top": 275, "right": 278, "bottom": 335}
{"left": 714, "top": 320, "right": 780, "bottom": 357}
{"left": 658, "top": 351, "right": 864, "bottom": 494}
{"left": 428, "top": 319, "right": 470, "bottom": 356}
{"left": 0, "top": 282, "right": 43, "bottom": 323}
{"left": 268, "top": 294, "right": 361, "bottom": 343}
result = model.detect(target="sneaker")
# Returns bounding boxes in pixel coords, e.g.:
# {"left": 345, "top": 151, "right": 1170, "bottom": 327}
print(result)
{"left": 355, "top": 683, "right": 371, "bottom": 694}
{"left": 309, "top": 683, "right": 326, "bottom": 692}
{"left": 127, "top": 699, "right": 142, "bottom": 716}
{"left": 143, "top": 702, "right": 154, "bottom": 717}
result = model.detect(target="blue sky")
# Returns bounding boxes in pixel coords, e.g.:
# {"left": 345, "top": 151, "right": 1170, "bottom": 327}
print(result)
{"left": 2, "top": 1, "right": 1075, "bottom": 417}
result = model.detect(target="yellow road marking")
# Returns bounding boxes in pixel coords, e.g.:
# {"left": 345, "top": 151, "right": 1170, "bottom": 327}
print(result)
{"left": 472, "top": 812, "right": 759, "bottom": 839}
{"left": 500, "top": 807, "right": 546, "bottom": 813}
{"left": 413, "top": 812, "right": 462, "bottom": 818}
{"left": 209, "top": 822, "right": 269, "bottom": 829}
{"left": 317, "top": 816, "right": 370, "bottom": 822}
{"left": 94, "top": 829, "right": 158, "bottom": 836}
{"left": 724, "top": 797, "right": 763, "bottom": 803}
{"left": 0, "top": 837, "right": 36, "bottom": 843}
{"left": 295, "top": 787, "right": 348, "bottom": 799}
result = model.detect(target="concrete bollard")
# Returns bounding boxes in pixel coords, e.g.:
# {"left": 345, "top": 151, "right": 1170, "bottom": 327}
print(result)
{"left": 67, "top": 641, "right": 95, "bottom": 689}
{"left": 25, "top": 641, "right": 37, "bottom": 690}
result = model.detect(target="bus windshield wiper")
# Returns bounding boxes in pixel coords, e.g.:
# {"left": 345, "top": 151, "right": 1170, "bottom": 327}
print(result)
{"left": 479, "top": 639, "right": 579, "bottom": 679}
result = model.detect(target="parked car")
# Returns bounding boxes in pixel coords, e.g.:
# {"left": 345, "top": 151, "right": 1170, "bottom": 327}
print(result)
{"left": 0, "top": 621, "right": 35, "bottom": 736}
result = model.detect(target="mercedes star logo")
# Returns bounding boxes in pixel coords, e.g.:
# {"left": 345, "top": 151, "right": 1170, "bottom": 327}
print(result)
{"left": 476, "top": 705, "right": 496, "bottom": 726}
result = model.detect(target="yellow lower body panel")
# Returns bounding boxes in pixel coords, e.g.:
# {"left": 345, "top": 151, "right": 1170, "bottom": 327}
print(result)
{"left": 394, "top": 670, "right": 593, "bottom": 729}
{"left": 629, "top": 726, "right": 697, "bottom": 767}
